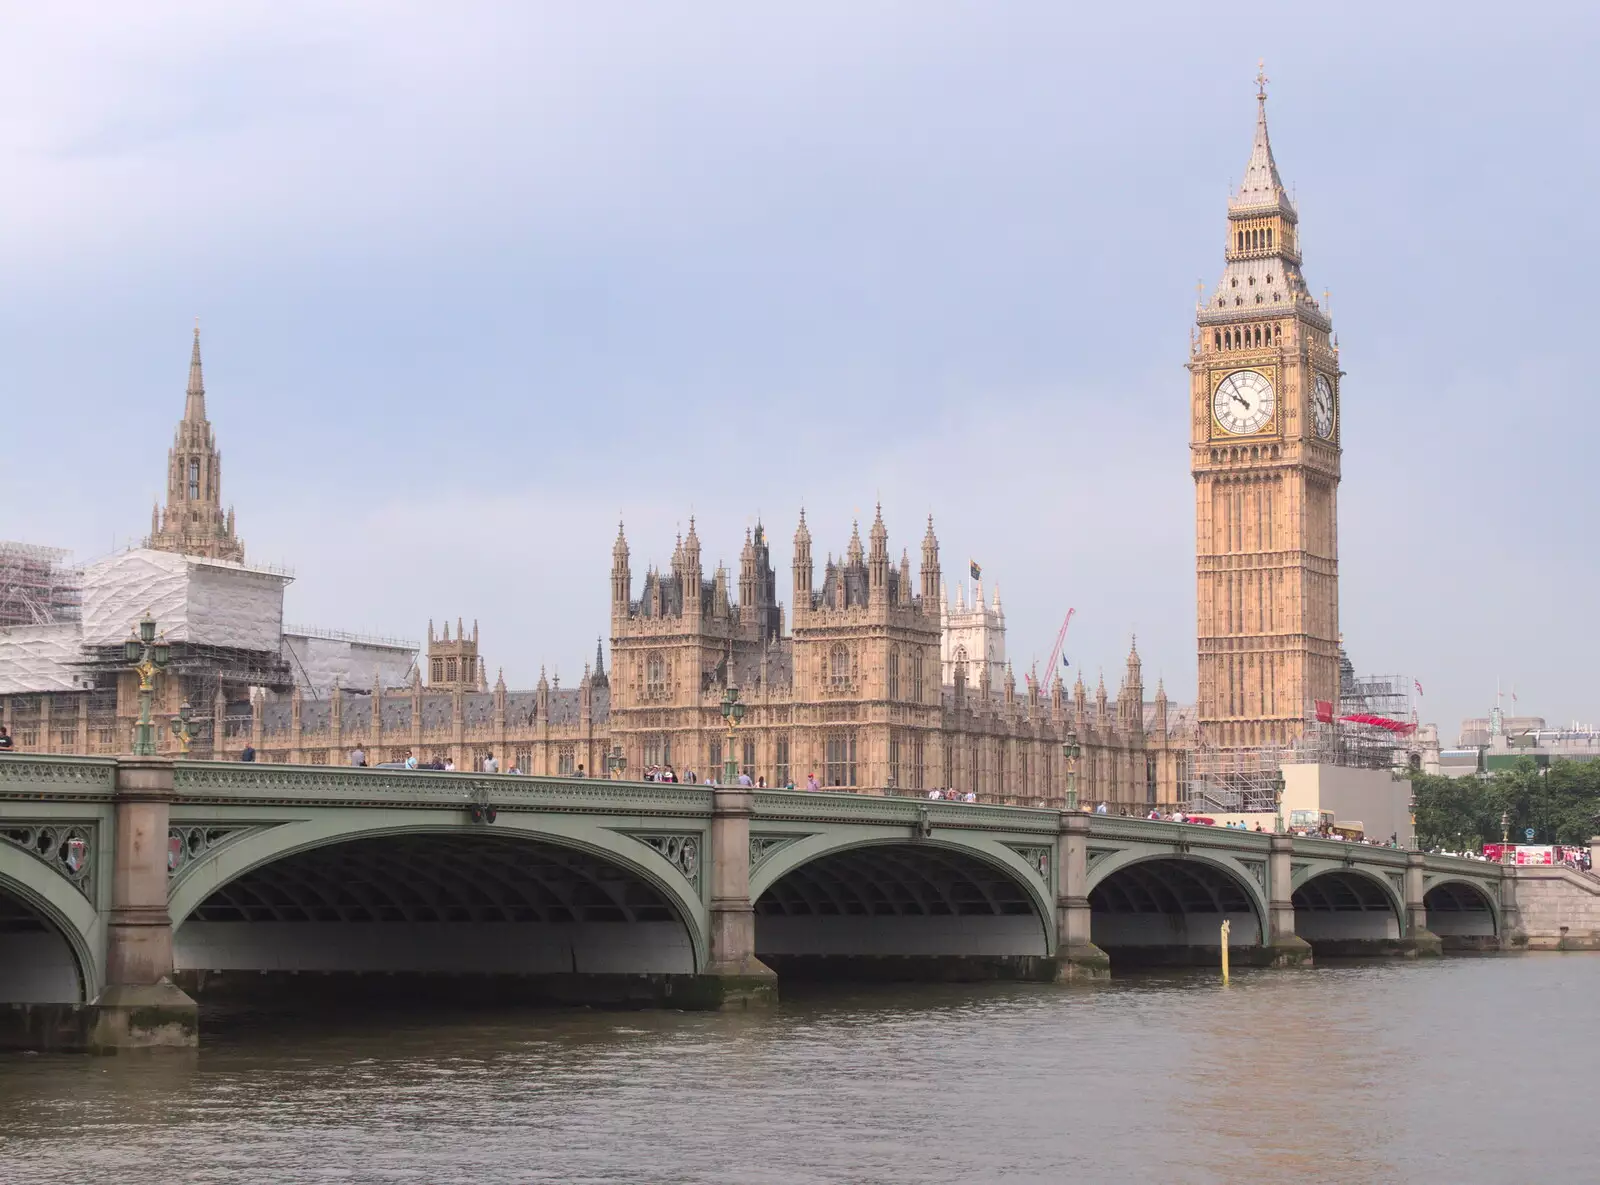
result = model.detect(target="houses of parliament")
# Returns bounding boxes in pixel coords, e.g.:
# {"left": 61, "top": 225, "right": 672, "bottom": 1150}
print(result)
{"left": 0, "top": 77, "right": 1342, "bottom": 809}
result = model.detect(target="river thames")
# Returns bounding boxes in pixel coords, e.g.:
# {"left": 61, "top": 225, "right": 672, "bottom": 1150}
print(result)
{"left": 1, "top": 956, "right": 1592, "bottom": 1183}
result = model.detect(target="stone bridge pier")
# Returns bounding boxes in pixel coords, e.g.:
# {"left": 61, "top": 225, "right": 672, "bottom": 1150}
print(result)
{"left": 0, "top": 757, "right": 1532, "bottom": 1051}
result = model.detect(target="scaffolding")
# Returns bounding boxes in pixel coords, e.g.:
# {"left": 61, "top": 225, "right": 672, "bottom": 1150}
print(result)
{"left": 1186, "top": 662, "right": 1415, "bottom": 812}
{"left": 0, "top": 542, "right": 82, "bottom": 627}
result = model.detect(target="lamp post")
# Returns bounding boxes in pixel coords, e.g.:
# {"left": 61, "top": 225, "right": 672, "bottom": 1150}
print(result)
{"left": 606, "top": 745, "right": 626, "bottom": 780}
{"left": 1501, "top": 809, "right": 1511, "bottom": 861}
{"left": 720, "top": 684, "right": 745, "bottom": 787}
{"left": 1062, "top": 732, "right": 1081, "bottom": 812}
{"left": 123, "top": 613, "right": 171, "bottom": 757}
{"left": 1273, "top": 770, "right": 1286, "bottom": 834}
{"left": 169, "top": 700, "right": 194, "bottom": 756}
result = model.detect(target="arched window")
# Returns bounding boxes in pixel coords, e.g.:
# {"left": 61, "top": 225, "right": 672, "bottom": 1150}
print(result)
{"left": 187, "top": 458, "right": 200, "bottom": 501}
{"left": 1237, "top": 230, "right": 1244, "bottom": 251}
{"left": 887, "top": 646, "right": 900, "bottom": 700}
{"left": 646, "top": 652, "right": 666, "bottom": 697}
{"left": 1213, "top": 331, "right": 1221, "bottom": 350}
{"left": 1266, "top": 227, "right": 1273, "bottom": 248}
{"left": 829, "top": 643, "right": 851, "bottom": 689}
{"left": 911, "top": 649, "right": 924, "bottom": 702}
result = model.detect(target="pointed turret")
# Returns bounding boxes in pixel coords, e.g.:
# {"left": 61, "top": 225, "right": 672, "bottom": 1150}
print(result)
{"left": 846, "top": 519, "right": 864, "bottom": 566}
{"left": 792, "top": 509, "right": 813, "bottom": 606}
{"left": 920, "top": 514, "right": 941, "bottom": 608}
{"left": 611, "top": 521, "right": 631, "bottom": 612}
{"left": 868, "top": 504, "right": 889, "bottom": 603}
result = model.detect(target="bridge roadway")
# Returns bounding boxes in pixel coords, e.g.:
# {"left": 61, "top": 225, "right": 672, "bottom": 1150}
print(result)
{"left": 0, "top": 756, "right": 1513, "bottom": 1050}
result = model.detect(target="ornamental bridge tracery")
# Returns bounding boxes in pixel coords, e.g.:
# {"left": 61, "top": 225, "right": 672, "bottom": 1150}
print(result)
{"left": 0, "top": 757, "right": 1520, "bottom": 1045}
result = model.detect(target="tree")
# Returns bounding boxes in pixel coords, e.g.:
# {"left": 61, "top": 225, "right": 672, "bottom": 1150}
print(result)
{"left": 1409, "top": 759, "right": 1600, "bottom": 851}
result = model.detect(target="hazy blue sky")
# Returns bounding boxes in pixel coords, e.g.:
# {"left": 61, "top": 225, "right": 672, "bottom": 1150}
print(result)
{"left": 2, "top": 2, "right": 1595, "bottom": 736}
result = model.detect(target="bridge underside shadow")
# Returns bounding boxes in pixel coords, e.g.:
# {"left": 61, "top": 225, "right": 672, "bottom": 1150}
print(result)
{"left": 753, "top": 844, "right": 1052, "bottom": 982}
{"left": 174, "top": 832, "right": 702, "bottom": 1008}
{"left": 1292, "top": 872, "right": 1405, "bottom": 957}
{"left": 1090, "top": 859, "right": 1263, "bottom": 969}
{"left": 1424, "top": 882, "right": 1499, "bottom": 951}
{"left": 0, "top": 883, "right": 81, "bottom": 1004}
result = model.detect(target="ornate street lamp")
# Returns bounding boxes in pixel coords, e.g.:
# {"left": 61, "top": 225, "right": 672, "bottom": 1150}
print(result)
{"left": 720, "top": 684, "right": 745, "bottom": 787}
{"left": 124, "top": 613, "right": 171, "bottom": 757}
{"left": 606, "top": 744, "right": 626, "bottom": 780}
{"left": 1501, "top": 809, "right": 1511, "bottom": 860}
{"left": 1273, "top": 770, "right": 1286, "bottom": 834}
{"left": 1062, "top": 732, "right": 1081, "bottom": 812}
{"left": 169, "top": 701, "right": 194, "bottom": 756}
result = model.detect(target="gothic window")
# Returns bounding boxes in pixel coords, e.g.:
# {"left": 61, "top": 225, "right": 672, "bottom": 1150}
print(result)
{"left": 888, "top": 731, "right": 901, "bottom": 789}
{"left": 829, "top": 643, "right": 851, "bottom": 689}
{"left": 887, "top": 646, "right": 900, "bottom": 700}
{"left": 1230, "top": 278, "right": 1238, "bottom": 288}
{"left": 969, "top": 745, "right": 979, "bottom": 798}
{"left": 187, "top": 458, "right": 200, "bottom": 500}
{"left": 912, "top": 734, "right": 926, "bottom": 790}
{"left": 646, "top": 734, "right": 671, "bottom": 768}
{"left": 1237, "top": 231, "right": 1244, "bottom": 251}
{"left": 911, "top": 649, "right": 924, "bottom": 702}
{"left": 1266, "top": 227, "right": 1273, "bottom": 248}
{"left": 709, "top": 739, "right": 722, "bottom": 775}
{"left": 775, "top": 736, "right": 791, "bottom": 787}
{"left": 558, "top": 745, "right": 576, "bottom": 776}
{"left": 741, "top": 739, "right": 756, "bottom": 780}
{"left": 445, "top": 657, "right": 459, "bottom": 683}
{"left": 515, "top": 748, "right": 532, "bottom": 773}
{"left": 1214, "top": 331, "right": 1221, "bottom": 351}
{"left": 646, "top": 652, "right": 666, "bottom": 698}
{"left": 431, "top": 658, "right": 443, "bottom": 683}
{"left": 825, "top": 731, "right": 857, "bottom": 787}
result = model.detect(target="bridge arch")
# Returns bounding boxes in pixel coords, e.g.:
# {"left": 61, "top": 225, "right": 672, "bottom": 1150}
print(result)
{"left": 1290, "top": 865, "right": 1404, "bottom": 950}
{"left": 1423, "top": 877, "right": 1500, "bottom": 946}
{"left": 750, "top": 835, "right": 1055, "bottom": 977}
{"left": 168, "top": 815, "right": 709, "bottom": 981}
{"left": 1086, "top": 850, "right": 1266, "bottom": 966}
{"left": 0, "top": 844, "right": 100, "bottom": 1003}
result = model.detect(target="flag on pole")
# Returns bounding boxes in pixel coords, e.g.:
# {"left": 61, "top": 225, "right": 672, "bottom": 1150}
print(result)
{"left": 1414, "top": 679, "right": 1424, "bottom": 697}
{"left": 1062, "top": 654, "right": 1071, "bottom": 668}
{"left": 1315, "top": 700, "right": 1335, "bottom": 723}
{"left": 969, "top": 560, "right": 981, "bottom": 581}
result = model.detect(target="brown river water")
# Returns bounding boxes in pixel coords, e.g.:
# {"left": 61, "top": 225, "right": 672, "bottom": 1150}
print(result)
{"left": 0, "top": 956, "right": 1592, "bottom": 1184}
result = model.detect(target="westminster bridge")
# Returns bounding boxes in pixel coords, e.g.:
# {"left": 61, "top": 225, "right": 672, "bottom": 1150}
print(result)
{"left": 0, "top": 756, "right": 1518, "bottom": 1050}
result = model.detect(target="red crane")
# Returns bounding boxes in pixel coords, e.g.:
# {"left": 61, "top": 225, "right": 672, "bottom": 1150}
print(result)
{"left": 1042, "top": 608, "right": 1075, "bottom": 690}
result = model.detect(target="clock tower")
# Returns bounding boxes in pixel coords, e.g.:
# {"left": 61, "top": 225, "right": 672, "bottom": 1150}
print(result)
{"left": 1191, "top": 70, "right": 1341, "bottom": 751}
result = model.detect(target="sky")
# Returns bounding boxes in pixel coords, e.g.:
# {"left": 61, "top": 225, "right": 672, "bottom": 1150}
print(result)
{"left": 2, "top": 2, "right": 1596, "bottom": 738}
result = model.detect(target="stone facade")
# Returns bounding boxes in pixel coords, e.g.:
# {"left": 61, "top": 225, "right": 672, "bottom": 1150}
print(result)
{"left": 195, "top": 509, "right": 1194, "bottom": 810}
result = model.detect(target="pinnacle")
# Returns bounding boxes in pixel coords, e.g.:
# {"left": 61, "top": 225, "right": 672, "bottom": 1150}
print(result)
{"left": 184, "top": 324, "right": 207, "bottom": 423}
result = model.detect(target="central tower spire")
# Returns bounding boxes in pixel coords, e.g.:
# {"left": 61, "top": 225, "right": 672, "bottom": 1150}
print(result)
{"left": 145, "top": 324, "right": 246, "bottom": 563}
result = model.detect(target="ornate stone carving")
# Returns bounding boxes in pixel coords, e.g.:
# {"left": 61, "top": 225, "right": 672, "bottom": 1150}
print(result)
{"left": 632, "top": 833, "right": 701, "bottom": 886}
{"left": 1008, "top": 845, "right": 1050, "bottom": 881}
{"left": 749, "top": 833, "right": 801, "bottom": 871}
{"left": 0, "top": 822, "right": 95, "bottom": 899}
{"left": 167, "top": 825, "right": 251, "bottom": 881}
{"left": 1242, "top": 859, "right": 1266, "bottom": 889}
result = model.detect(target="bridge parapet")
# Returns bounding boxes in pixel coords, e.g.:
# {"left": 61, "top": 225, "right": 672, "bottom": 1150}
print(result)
{"left": 0, "top": 755, "right": 117, "bottom": 801}
{"left": 171, "top": 762, "right": 714, "bottom": 818}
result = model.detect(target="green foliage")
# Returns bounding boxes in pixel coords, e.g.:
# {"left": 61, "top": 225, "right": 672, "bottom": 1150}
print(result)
{"left": 1408, "top": 759, "right": 1600, "bottom": 852}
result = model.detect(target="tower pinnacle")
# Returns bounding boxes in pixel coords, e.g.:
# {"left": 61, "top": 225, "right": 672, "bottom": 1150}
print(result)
{"left": 145, "top": 324, "right": 244, "bottom": 563}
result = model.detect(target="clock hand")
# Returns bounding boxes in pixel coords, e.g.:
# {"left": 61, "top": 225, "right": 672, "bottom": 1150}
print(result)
{"left": 1233, "top": 393, "right": 1250, "bottom": 409}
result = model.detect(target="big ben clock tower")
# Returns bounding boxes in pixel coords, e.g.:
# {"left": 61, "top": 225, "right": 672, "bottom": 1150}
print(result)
{"left": 1191, "top": 68, "right": 1341, "bottom": 751}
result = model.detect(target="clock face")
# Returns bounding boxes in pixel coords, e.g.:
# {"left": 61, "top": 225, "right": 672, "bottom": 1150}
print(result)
{"left": 1313, "top": 373, "right": 1335, "bottom": 439}
{"left": 1212, "top": 370, "right": 1275, "bottom": 435}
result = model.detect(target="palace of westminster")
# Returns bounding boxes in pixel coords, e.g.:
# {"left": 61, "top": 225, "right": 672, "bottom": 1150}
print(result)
{"left": 0, "top": 81, "right": 1352, "bottom": 809}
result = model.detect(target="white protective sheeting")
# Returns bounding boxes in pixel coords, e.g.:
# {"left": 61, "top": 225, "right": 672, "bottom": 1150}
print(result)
{"left": 81, "top": 549, "right": 289, "bottom": 651}
{"left": 282, "top": 633, "right": 417, "bottom": 695}
{"left": 0, "top": 623, "right": 91, "bottom": 694}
